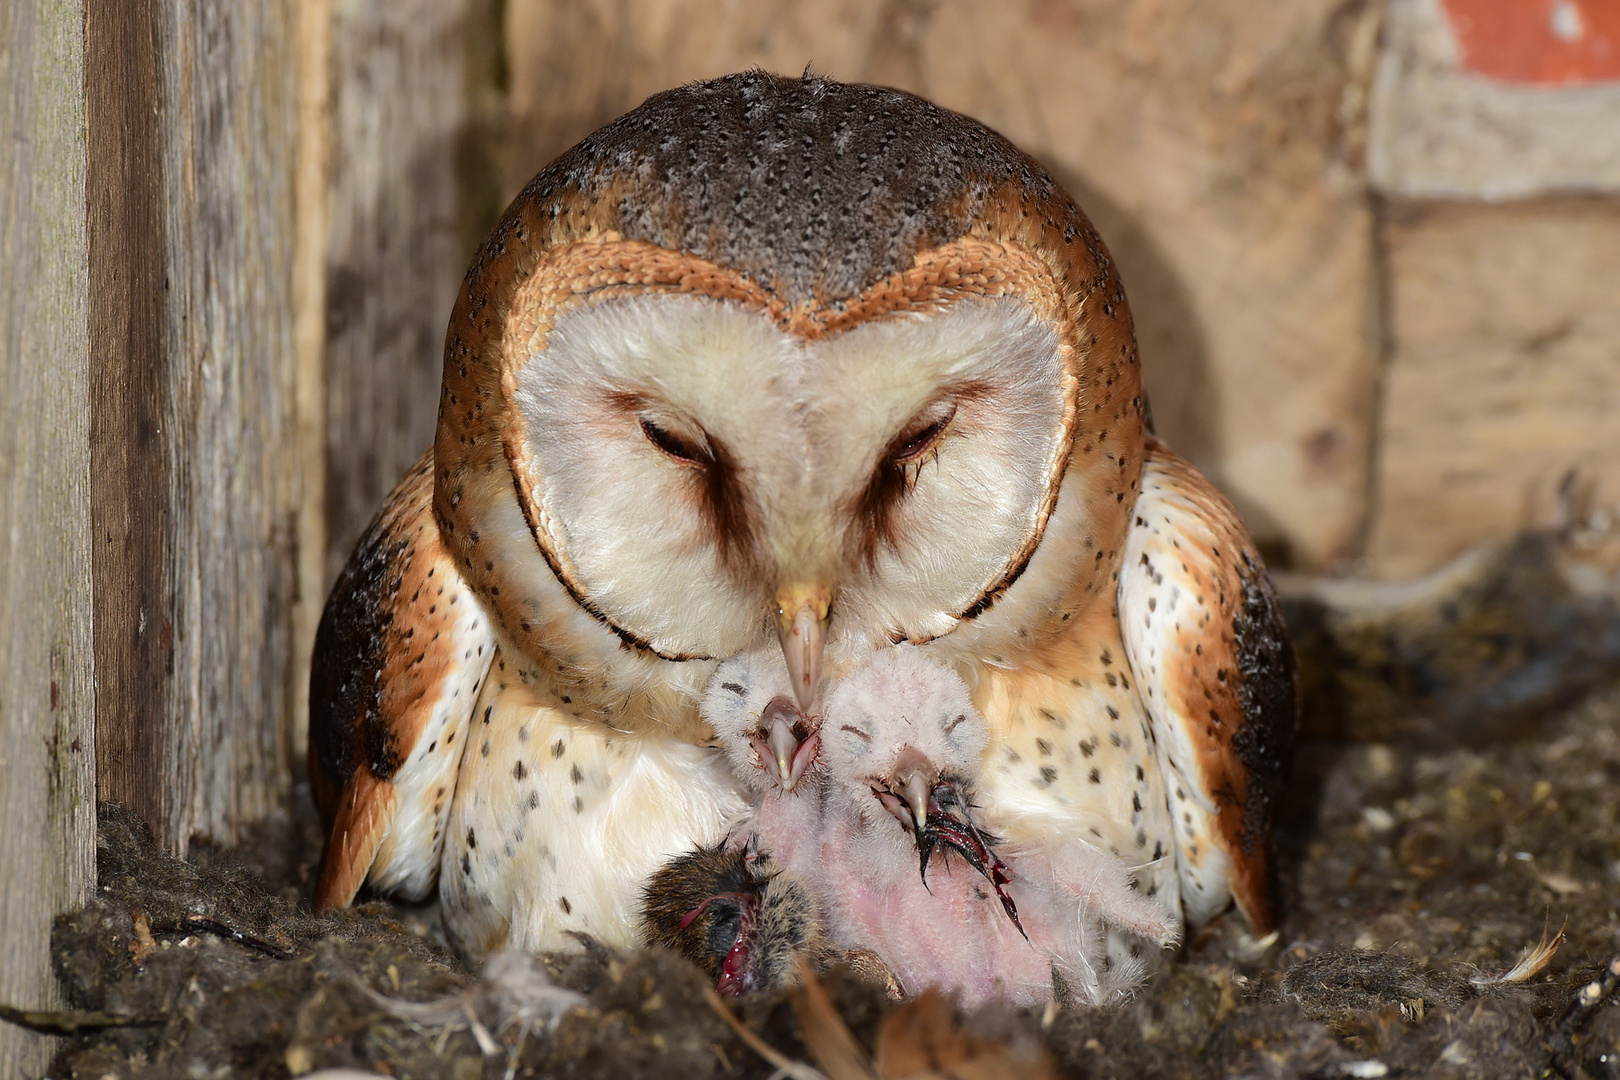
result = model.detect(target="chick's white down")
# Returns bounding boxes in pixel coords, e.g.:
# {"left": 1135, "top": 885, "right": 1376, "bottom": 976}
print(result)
{"left": 701, "top": 646, "right": 1178, "bottom": 1007}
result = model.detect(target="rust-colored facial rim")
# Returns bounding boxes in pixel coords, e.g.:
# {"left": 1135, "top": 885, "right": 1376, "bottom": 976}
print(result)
{"left": 496, "top": 234, "right": 1084, "bottom": 658}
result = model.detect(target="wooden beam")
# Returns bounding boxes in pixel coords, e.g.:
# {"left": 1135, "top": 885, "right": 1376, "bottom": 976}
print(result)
{"left": 89, "top": 0, "right": 305, "bottom": 851}
{"left": 0, "top": 0, "right": 95, "bottom": 1072}
{"left": 292, "top": 0, "right": 334, "bottom": 770}
{"left": 87, "top": 0, "right": 171, "bottom": 836}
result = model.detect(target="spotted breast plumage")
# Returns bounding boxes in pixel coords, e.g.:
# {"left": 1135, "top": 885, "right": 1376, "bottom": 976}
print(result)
{"left": 307, "top": 71, "right": 1297, "bottom": 980}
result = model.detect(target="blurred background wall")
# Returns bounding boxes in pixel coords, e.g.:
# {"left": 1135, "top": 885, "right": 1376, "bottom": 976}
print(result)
{"left": 329, "top": 0, "right": 1619, "bottom": 587}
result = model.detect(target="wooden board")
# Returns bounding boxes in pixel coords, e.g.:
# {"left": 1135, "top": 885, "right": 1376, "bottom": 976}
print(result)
{"left": 0, "top": 1, "right": 95, "bottom": 1072}
{"left": 322, "top": 0, "right": 505, "bottom": 586}
{"left": 1367, "top": 198, "right": 1620, "bottom": 578}
{"left": 89, "top": 0, "right": 303, "bottom": 851}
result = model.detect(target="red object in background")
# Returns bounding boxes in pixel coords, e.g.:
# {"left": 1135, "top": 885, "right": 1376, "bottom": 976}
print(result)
{"left": 1440, "top": 0, "right": 1620, "bottom": 84}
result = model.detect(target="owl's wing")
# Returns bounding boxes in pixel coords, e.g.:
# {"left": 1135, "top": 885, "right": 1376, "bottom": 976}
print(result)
{"left": 309, "top": 451, "right": 497, "bottom": 911}
{"left": 1118, "top": 439, "right": 1297, "bottom": 934}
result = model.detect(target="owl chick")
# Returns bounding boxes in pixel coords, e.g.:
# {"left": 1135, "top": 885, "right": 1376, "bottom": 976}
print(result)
{"left": 640, "top": 649, "right": 831, "bottom": 996}
{"left": 704, "top": 648, "right": 823, "bottom": 797}
{"left": 687, "top": 647, "right": 1178, "bottom": 1006}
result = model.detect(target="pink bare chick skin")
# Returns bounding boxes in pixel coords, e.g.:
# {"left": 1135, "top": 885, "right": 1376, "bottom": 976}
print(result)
{"left": 702, "top": 646, "right": 1180, "bottom": 1007}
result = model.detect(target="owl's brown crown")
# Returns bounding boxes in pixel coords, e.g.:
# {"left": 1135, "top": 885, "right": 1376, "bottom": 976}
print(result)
{"left": 519, "top": 70, "right": 1095, "bottom": 305}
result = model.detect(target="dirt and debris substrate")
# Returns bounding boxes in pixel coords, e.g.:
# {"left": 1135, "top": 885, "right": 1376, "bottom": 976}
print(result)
{"left": 35, "top": 680, "right": 1620, "bottom": 1079}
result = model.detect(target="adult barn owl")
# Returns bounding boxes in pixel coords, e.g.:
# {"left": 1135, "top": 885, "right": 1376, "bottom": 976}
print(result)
{"left": 308, "top": 72, "right": 1297, "bottom": 966}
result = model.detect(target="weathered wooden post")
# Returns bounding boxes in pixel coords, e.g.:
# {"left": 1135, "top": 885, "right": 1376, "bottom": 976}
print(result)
{"left": 1, "top": 0, "right": 500, "bottom": 1068}
{"left": 1, "top": 5, "right": 96, "bottom": 1074}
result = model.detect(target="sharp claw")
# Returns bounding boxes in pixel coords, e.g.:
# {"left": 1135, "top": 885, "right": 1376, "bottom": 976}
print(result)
{"left": 917, "top": 831, "right": 935, "bottom": 889}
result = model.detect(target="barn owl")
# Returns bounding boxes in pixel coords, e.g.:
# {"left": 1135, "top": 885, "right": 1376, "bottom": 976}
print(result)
{"left": 663, "top": 646, "right": 1177, "bottom": 1005}
{"left": 307, "top": 72, "right": 1297, "bottom": 971}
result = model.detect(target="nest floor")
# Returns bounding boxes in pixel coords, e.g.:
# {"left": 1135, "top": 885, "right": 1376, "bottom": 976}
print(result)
{"left": 36, "top": 682, "right": 1620, "bottom": 1080}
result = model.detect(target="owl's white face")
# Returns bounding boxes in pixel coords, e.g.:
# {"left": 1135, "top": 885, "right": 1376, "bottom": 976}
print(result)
{"left": 506, "top": 293, "right": 1068, "bottom": 667}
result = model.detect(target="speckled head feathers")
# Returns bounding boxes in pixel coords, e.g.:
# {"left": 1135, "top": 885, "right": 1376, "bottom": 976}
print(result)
{"left": 530, "top": 71, "right": 1084, "bottom": 304}
{"left": 432, "top": 69, "right": 1148, "bottom": 680}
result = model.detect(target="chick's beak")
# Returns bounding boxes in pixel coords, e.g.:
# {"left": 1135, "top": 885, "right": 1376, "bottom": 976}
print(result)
{"left": 878, "top": 746, "right": 937, "bottom": 834}
{"left": 774, "top": 582, "right": 830, "bottom": 713}
{"left": 895, "top": 769, "right": 931, "bottom": 833}
{"left": 756, "top": 697, "right": 821, "bottom": 793}
{"left": 764, "top": 709, "right": 799, "bottom": 786}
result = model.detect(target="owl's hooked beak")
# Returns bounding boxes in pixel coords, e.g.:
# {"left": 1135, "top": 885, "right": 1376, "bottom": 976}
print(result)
{"left": 755, "top": 696, "right": 821, "bottom": 793}
{"left": 774, "top": 582, "right": 830, "bottom": 712}
{"left": 874, "top": 746, "right": 936, "bottom": 834}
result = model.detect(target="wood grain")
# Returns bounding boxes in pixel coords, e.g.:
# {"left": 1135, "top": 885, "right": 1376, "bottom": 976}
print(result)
{"left": 292, "top": 0, "right": 333, "bottom": 768}
{"left": 160, "top": 0, "right": 304, "bottom": 844}
{"left": 87, "top": 0, "right": 170, "bottom": 837}
{"left": 322, "top": 0, "right": 505, "bottom": 585}
{"left": 0, "top": 1, "right": 95, "bottom": 1072}
{"left": 90, "top": 0, "right": 305, "bottom": 851}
